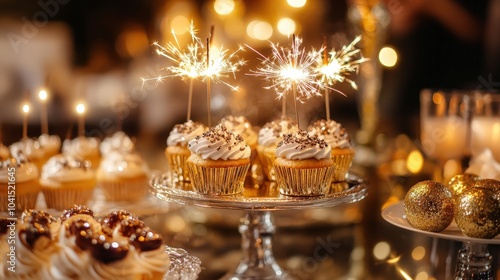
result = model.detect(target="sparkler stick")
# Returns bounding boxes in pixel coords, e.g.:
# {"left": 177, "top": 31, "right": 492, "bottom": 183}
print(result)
{"left": 206, "top": 36, "right": 212, "bottom": 128}
{"left": 323, "top": 37, "right": 330, "bottom": 121}
{"left": 292, "top": 35, "right": 300, "bottom": 128}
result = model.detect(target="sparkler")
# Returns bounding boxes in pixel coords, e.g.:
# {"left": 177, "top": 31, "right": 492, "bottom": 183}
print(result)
{"left": 142, "top": 22, "right": 205, "bottom": 121}
{"left": 248, "top": 35, "right": 323, "bottom": 127}
{"left": 313, "top": 35, "right": 368, "bottom": 120}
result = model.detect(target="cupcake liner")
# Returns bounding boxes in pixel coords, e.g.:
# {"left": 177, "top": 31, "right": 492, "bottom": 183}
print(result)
{"left": 186, "top": 162, "right": 250, "bottom": 195}
{"left": 274, "top": 165, "right": 335, "bottom": 196}
{"left": 167, "top": 152, "right": 191, "bottom": 182}
{"left": 99, "top": 178, "right": 148, "bottom": 202}
{"left": 0, "top": 192, "right": 39, "bottom": 212}
{"left": 331, "top": 152, "right": 354, "bottom": 182}
{"left": 257, "top": 149, "right": 277, "bottom": 181}
{"left": 42, "top": 188, "right": 94, "bottom": 210}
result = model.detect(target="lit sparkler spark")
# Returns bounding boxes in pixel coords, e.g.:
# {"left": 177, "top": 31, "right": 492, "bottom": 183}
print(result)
{"left": 314, "top": 35, "right": 368, "bottom": 92}
{"left": 141, "top": 22, "right": 206, "bottom": 87}
{"left": 247, "top": 35, "right": 323, "bottom": 101}
{"left": 204, "top": 44, "right": 246, "bottom": 91}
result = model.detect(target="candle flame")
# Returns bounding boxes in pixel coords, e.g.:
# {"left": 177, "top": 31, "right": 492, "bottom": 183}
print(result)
{"left": 247, "top": 35, "right": 323, "bottom": 101}
{"left": 38, "top": 90, "right": 48, "bottom": 101}
{"left": 76, "top": 103, "right": 85, "bottom": 114}
{"left": 22, "top": 104, "right": 30, "bottom": 113}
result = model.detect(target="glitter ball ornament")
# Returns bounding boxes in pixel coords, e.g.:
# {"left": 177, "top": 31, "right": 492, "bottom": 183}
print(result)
{"left": 455, "top": 187, "right": 500, "bottom": 239}
{"left": 474, "top": 179, "right": 500, "bottom": 189}
{"left": 447, "top": 173, "right": 479, "bottom": 197}
{"left": 404, "top": 180, "right": 454, "bottom": 232}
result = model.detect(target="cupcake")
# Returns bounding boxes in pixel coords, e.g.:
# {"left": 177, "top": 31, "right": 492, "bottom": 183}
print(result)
{"left": 9, "top": 138, "right": 46, "bottom": 170}
{"left": 38, "top": 134, "right": 61, "bottom": 159}
{"left": 187, "top": 125, "right": 251, "bottom": 195}
{"left": 308, "top": 119, "right": 354, "bottom": 182}
{"left": 100, "top": 131, "right": 135, "bottom": 156}
{"left": 165, "top": 120, "right": 207, "bottom": 182}
{"left": 97, "top": 151, "right": 150, "bottom": 202}
{"left": 40, "top": 154, "right": 96, "bottom": 210}
{"left": 0, "top": 155, "right": 40, "bottom": 211}
{"left": 62, "top": 136, "right": 101, "bottom": 169}
{"left": 274, "top": 130, "right": 335, "bottom": 196}
{"left": 257, "top": 116, "right": 298, "bottom": 181}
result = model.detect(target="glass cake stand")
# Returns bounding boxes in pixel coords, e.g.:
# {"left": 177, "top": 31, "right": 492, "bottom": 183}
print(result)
{"left": 382, "top": 202, "right": 499, "bottom": 279}
{"left": 150, "top": 172, "right": 368, "bottom": 280}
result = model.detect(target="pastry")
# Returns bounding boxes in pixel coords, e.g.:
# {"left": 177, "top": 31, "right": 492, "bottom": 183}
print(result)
{"left": 0, "top": 154, "right": 40, "bottom": 211}
{"left": 308, "top": 119, "right": 354, "bottom": 182}
{"left": 187, "top": 125, "right": 251, "bottom": 195}
{"left": 257, "top": 116, "right": 298, "bottom": 181}
{"left": 62, "top": 136, "right": 101, "bottom": 169}
{"left": 40, "top": 154, "right": 96, "bottom": 210}
{"left": 165, "top": 120, "right": 207, "bottom": 182}
{"left": 273, "top": 130, "right": 335, "bottom": 196}
{"left": 97, "top": 151, "right": 149, "bottom": 202}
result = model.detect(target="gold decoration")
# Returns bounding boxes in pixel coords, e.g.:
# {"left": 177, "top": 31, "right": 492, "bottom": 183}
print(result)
{"left": 447, "top": 173, "right": 479, "bottom": 197}
{"left": 455, "top": 187, "right": 500, "bottom": 239}
{"left": 404, "top": 180, "right": 454, "bottom": 232}
{"left": 474, "top": 178, "right": 500, "bottom": 189}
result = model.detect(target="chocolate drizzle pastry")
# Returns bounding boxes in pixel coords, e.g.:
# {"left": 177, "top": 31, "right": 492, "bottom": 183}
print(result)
{"left": 89, "top": 234, "right": 130, "bottom": 264}
{"left": 130, "top": 227, "right": 163, "bottom": 252}
{"left": 20, "top": 210, "right": 56, "bottom": 248}
{"left": 60, "top": 205, "right": 94, "bottom": 222}
{"left": 99, "top": 210, "right": 134, "bottom": 236}
{"left": 277, "top": 130, "right": 329, "bottom": 150}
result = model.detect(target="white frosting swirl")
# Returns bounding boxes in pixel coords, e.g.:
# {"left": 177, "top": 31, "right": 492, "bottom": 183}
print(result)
{"left": 62, "top": 137, "right": 100, "bottom": 159}
{"left": 275, "top": 130, "right": 331, "bottom": 160}
{"left": 0, "top": 158, "right": 38, "bottom": 183}
{"left": 38, "top": 134, "right": 61, "bottom": 154}
{"left": 308, "top": 119, "right": 351, "bottom": 149}
{"left": 100, "top": 132, "right": 135, "bottom": 156}
{"left": 40, "top": 154, "right": 94, "bottom": 186}
{"left": 219, "top": 115, "right": 258, "bottom": 146}
{"left": 167, "top": 120, "right": 207, "bottom": 147}
{"left": 131, "top": 246, "right": 170, "bottom": 276}
{"left": 10, "top": 139, "right": 45, "bottom": 161}
{"left": 83, "top": 252, "right": 139, "bottom": 280}
{"left": 99, "top": 151, "right": 149, "bottom": 178}
{"left": 258, "top": 117, "right": 298, "bottom": 147}
{"left": 188, "top": 125, "right": 251, "bottom": 160}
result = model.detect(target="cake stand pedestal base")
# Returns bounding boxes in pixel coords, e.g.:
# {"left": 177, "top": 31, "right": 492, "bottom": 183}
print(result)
{"left": 222, "top": 211, "right": 290, "bottom": 280}
{"left": 454, "top": 242, "right": 493, "bottom": 280}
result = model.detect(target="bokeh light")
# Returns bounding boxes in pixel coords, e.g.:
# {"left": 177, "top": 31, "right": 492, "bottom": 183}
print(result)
{"left": 407, "top": 149, "right": 424, "bottom": 174}
{"left": 379, "top": 46, "right": 398, "bottom": 67}
{"left": 76, "top": 103, "right": 85, "bottom": 114}
{"left": 22, "top": 104, "right": 30, "bottom": 113}
{"left": 287, "top": 0, "right": 306, "bottom": 8}
{"left": 38, "top": 90, "right": 48, "bottom": 101}
{"left": 411, "top": 246, "right": 426, "bottom": 261}
{"left": 214, "top": 0, "right": 235, "bottom": 15}
{"left": 277, "top": 18, "right": 296, "bottom": 35}
{"left": 247, "top": 20, "right": 273, "bottom": 40}
{"left": 373, "top": 241, "right": 391, "bottom": 260}
{"left": 171, "top": 15, "right": 190, "bottom": 34}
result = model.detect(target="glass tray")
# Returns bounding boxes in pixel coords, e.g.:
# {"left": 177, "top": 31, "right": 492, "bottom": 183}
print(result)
{"left": 150, "top": 172, "right": 368, "bottom": 210}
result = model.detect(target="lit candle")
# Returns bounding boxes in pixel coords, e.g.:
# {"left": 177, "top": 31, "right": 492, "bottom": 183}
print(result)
{"left": 22, "top": 103, "right": 30, "bottom": 139}
{"left": 38, "top": 89, "right": 48, "bottom": 135}
{"left": 76, "top": 103, "right": 85, "bottom": 137}
{"left": 471, "top": 116, "right": 500, "bottom": 161}
{"left": 421, "top": 116, "right": 468, "bottom": 161}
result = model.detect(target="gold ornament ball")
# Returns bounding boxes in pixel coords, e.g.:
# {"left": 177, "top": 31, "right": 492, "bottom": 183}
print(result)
{"left": 474, "top": 178, "right": 500, "bottom": 189}
{"left": 455, "top": 187, "right": 500, "bottom": 239}
{"left": 447, "top": 173, "right": 479, "bottom": 197}
{"left": 404, "top": 180, "right": 454, "bottom": 232}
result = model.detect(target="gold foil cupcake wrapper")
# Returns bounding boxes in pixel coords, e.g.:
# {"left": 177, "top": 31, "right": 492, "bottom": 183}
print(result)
{"left": 0, "top": 192, "right": 39, "bottom": 211}
{"left": 331, "top": 153, "right": 354, "bottom": 182}
{"left": 274, "top": 165, "right": 335, "bottom": 196}
{"left": 42, "top": 188, "right": 94, "bottom": 210}
{"left": 258, "top": 149, "right": 277, "bottom": 181}
{"left": 186, "top": 162, "right": 250, "bottom": 195}
{"left": 99, "top": 179, "right": 148, "bottom": 202}
{"left": 167, "top": 152, "right": 191, "bottom": 182}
